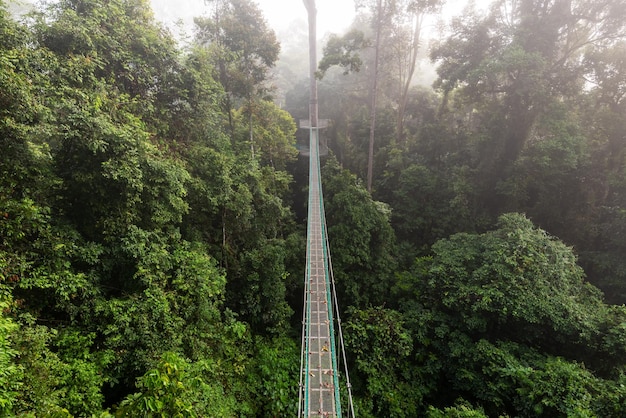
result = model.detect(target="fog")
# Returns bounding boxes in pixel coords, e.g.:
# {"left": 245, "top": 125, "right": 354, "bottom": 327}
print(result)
{"left": 150, "top": 0, "right": 355, "bottom": 40}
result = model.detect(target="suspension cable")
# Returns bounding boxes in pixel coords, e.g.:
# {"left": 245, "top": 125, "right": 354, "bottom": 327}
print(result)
{"left": 320, "top": 192, "right": 356, "bottom": 418}
{"left": 298, "top": 219, "right": 312, "bottom": 418}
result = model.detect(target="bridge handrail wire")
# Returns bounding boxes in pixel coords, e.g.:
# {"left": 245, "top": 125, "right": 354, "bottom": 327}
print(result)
{"left": 317, "top": 132, "right": 342, "bottom": 417}
{"left": 298, "top": 209, "right": 313, "bottom": 417}
{"left": 321, "top": 206, "right": 356, "bottom": 418}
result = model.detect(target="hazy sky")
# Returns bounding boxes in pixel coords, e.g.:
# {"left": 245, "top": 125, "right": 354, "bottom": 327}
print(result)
{"left": 258, "top": 0, "right": 356, "bottom": 34}
{"left": 150, "top": 0, "right": 357, "bottom": 38}
{"left": 150, "top": 0, "right": 492, "bottom": 42}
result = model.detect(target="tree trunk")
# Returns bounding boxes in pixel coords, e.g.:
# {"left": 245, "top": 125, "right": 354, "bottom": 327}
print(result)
{"left": 303, "top": 0, "right": 318, "bottom": 129}
{"left": 396, "top": 12, "right": 423, "bottom": 148}
{"left": 367, "top": 0, "right": 383, "bottom": 193}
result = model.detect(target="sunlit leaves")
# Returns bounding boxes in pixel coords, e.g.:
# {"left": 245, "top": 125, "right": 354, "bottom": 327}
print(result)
{"left": 0, "top": 297, "right": 20, "bottom": 415}
{"left": 117, "top": 352, "right": 217, "bottom": 417}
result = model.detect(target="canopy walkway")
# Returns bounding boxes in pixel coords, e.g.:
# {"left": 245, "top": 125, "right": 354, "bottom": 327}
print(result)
{"left": 298, "top": 2, "right": 353, "bottom": 415}
{"left": 298, "top": 128, "right": 354, "bottom": 418}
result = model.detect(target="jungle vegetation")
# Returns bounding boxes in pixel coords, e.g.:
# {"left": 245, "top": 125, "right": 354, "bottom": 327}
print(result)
{"left": 2, "top": 0, "right": 626, "bottom": 416}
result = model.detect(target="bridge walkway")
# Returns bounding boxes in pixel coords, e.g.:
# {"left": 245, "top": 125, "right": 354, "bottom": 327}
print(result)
{"left": 299, "top": 128, "right": 343, "bottom": 418}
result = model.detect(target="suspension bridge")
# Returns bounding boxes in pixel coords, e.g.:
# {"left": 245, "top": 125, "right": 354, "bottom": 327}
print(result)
{"left": 297, "top": 126, "right": 354, "bottom": 418}
{"left": 298, "top": 1, "right": 354, "bottom": 416}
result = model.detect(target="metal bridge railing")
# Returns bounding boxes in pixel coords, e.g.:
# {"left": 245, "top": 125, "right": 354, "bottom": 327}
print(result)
{"left": 298, "top": 128, "right": 355, "bottom": 418}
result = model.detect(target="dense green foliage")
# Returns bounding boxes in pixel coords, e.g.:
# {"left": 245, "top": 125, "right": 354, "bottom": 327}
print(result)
{"left": 3, "top": 0, "right": 626, "bottom": 416}
{"left": 0, "top": 0, "right": 297, "bottom": 415}
{"left": 295, "top": 0, "right": 626, "bottom": 416}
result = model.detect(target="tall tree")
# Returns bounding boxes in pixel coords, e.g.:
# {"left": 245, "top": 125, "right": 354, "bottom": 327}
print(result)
{"left": 394, "top": 0, "right": 443, "bottom": 147}
{"left": 432, "top": 0, "right": 626, "bottom": 178}
{"left": 363, "top": 0, "right": 389, "bottom": 192}
{"left": 195, "top": 0, "right": 280, "bottom": 155}
{"left": 353, "top": 0, "right": 443, "bottom": 190}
